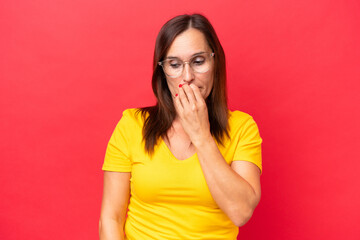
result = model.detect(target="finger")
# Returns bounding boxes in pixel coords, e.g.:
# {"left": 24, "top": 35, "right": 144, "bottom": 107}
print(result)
{"left": 182, "top": 84, "right": 197, "bottom": 108}
{"left": 173, "top": 93, "right": 184, "bottom": 113}
{"left": 190, "top": 84, "right": 205, "bottom": 104}
{"left": 178, "top": 84, "right": 189, "bottom": 108}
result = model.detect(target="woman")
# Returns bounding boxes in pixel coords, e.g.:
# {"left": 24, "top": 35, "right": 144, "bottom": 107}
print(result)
{"left": 99, "top": 14, "right": 262, "bottom": 240}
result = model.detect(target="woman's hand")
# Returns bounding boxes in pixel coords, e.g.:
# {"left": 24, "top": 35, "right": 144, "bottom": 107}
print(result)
{"left": 173, "top": 83, "right": 212, "bottom": 146}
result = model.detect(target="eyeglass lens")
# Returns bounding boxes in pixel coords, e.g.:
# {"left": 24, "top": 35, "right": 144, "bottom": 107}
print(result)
{"left": 162, "top": 54, "right": 212, "bottom": 78}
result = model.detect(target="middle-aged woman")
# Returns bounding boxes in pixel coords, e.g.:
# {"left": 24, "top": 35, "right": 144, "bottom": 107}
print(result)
{"left": 99, "top": 13, "right": 263, "bottom": 240}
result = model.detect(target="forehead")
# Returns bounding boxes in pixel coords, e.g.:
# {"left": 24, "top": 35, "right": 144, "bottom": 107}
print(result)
{"left": 166, "top": 28, "right": 211, "bottom": 58}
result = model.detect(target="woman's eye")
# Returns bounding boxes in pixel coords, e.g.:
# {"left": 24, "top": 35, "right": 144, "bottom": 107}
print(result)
{"left": 169, "top": 62, "right": 181, "bottom": 68}
{"left": 192, "top": 57, "right": 205, "bottom": 65}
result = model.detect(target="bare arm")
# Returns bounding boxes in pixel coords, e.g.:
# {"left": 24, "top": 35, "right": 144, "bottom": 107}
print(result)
{"left": 99, "top": 171, "right": 131, "bottom": 240}
{"left": 195, "top": 138, "right": 261, "bottom": 227}
{"left": 174, "top": 83, "right": 261, "bottom": 226}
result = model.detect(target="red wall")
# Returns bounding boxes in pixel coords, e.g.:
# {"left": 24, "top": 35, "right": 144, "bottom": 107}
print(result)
{"left": 1, "top": 0, "right": 359, "bottom": 239}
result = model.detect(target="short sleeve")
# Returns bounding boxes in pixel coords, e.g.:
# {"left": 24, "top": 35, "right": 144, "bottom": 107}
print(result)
{"left": 233, "top": 116, "right": 263, "bottom": 174}
{"left": 102, "top": 110, "right": 132, "bottom": 172}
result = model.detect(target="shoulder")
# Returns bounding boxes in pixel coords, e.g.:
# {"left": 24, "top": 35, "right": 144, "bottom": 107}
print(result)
{"left": 109, "top": 108, "right": 145, "bottom": 140}
{"left": 228, "top": 109, "right": 253, "bottom": 120}
{"left": 119, "top": 108, "right": 146, "bottom": 127}
{"left": 227, "top": 109, "right": 261, "bottom": 138}
{"left": 228, "top": 110, "right": 256, "bottom": 128}
{"left": 122, "top": 108, "right": 141, "bottom": 119}
{"left": 110, "top": 108, "right": 145, "bottom": 143}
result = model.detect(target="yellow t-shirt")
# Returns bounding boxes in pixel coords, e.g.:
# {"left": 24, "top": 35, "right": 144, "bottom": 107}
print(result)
{"left": 102, "top": 108, "right": 262, "bottom": 240}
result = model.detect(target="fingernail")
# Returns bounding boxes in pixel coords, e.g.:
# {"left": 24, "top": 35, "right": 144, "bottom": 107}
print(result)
{"left": 179, "top": 84, "right": 182, "bottom": 88}
{"left": 175, "top": 94, "right": 178, "bottom": 97}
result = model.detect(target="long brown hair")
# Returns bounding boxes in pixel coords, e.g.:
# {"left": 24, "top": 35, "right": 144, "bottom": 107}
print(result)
{"left": 137, "top": 13, "right": 229, "bottom": 154}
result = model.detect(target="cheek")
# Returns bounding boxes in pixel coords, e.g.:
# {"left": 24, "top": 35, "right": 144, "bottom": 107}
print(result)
{"left": 166, "top": 79, "right": 178, "bottom": 93}
{"left": 205, "top": 73, "right": 215, "bottom": 96}
{"left": 204, "top": 72, "right": 214, "bottom": 88}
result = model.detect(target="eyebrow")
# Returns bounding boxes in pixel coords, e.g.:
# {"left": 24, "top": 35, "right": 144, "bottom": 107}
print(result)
{"left": 166, "top": 51, "right": 206, "bottom": 59}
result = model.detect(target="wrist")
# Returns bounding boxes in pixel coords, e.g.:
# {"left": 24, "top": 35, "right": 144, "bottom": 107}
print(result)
{"left": 192, "top": 132, "right": 214, "bottom": 148}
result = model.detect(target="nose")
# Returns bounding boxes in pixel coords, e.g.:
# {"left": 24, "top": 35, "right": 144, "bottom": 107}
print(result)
{"left": 182, "top": 62, "right": 194, "bottom": 83}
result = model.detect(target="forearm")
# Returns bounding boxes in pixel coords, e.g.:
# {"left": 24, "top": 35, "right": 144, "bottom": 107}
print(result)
{"left": 99, "top": 218, "right": 125, "bottom": 240}
{"left": 194, "top": 137, "right": 258, "bottom": 226}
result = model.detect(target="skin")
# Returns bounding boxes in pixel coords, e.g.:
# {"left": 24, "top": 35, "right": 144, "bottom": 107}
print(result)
{"left": 99, "top": 172, "right": 129, "bottom": 240}
{"left": 165, "top": 28, "right": 214, "bottom": 101}
{"left": 99, "top": 28, "right": 262, "bottom": 239}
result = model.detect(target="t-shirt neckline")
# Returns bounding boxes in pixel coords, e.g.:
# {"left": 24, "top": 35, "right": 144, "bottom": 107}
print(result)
{"left": 160, "top": 137, "right": 197, "bottom": 162}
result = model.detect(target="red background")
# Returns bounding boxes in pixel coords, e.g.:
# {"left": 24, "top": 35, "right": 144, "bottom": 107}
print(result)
{"left": 1, "top": 0, "right": 359, "bottom": 239}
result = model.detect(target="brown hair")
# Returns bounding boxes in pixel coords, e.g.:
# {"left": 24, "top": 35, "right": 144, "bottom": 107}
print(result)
{"left": 137, "top": 13, "right": 229, "bottom": 154}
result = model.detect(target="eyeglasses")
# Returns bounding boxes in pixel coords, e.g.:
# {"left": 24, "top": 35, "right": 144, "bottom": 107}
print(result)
{"left": 158, "top": 52, "right": 215, "bottom": 78}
